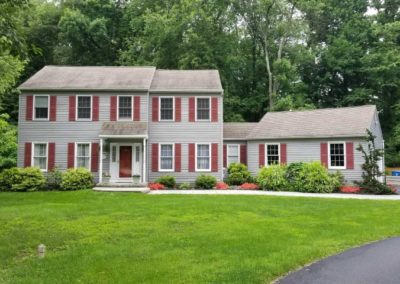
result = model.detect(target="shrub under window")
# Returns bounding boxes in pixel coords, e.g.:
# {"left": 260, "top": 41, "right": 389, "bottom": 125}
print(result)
{"left": 195, "top": 174, "right": 217, "bottom": 189}
{"left": 61, "top": 168, "right": 94, "bottom": 191}
{"left": 155, "top": 175, "right": 176, "bottom": 188}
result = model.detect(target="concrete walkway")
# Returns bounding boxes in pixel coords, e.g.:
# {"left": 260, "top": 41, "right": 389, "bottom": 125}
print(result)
{"left": 148, "top": 190, "right": 400, "bottom": 200}
{"left": 93, "top": 187, "right": 150, "bottom": 193}
{"left": 276, "top": 237, "right": 400, "bottom": 284}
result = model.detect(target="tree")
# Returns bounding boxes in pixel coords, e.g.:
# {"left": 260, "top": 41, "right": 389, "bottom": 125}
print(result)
{"left": 0, "top": 114, "right": 17, "bottom": 170}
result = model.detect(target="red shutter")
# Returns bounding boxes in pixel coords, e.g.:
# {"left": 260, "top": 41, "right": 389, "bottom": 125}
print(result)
{"left": 320, "top": 143, "right": 328, "bottom": 168}
{"left": 152, "top": 97, "right": 159, "bottom": 122}
{"left": 26, "top": 96, "right": 33, "bottom": 121}
{"left": 24, "top": 142, "right": 32, "bottom": 167}
{"left": 280, "top": 144, "right": 287, "bottom": 165}
{"left": 189, "top": 97, "right": 195, "bottom": 122}
{"left": 152, "top": 143, "right": 158, "bottom": 172}
{"left": 240, "top": 145, "right": 247, "bottom": 165}
{"left": 223, "top": 144, "right": 227, "bottom": 168}
{"left": 259, "top": 144, "right": 265, "bottom": 168}
{"left": 211, "top": 97, "right": 218, "bottom": 122}
{"left": 69, "top": 96, "right": 76, "bottom": 121}
{"left": 175, "top": 143, "right": 181, "bottom": 172}
{"left": 92, "top": 96, "right": 99, "bottom": 121}
{"left": 134, "top": 96, "right": 140, "bottom": 121}
{"left": 91, "top": 142, "right": 99, "bottom": 172}
{"left": 110, "top": 96, "right": 117, "bottom": 121}
{"left": 48, "top": 143, "right": 56, "bottom": 171}
{"left": 175, "top": 97, "right": 181, "bottom": 122}
{"left": 211, "top": 143, "right": 218, "bottom": 172}
{"left": 346, "top": 142, "right": 354, "bottom": 169}
{"left": 188, "top": 143, "right": 195, "bottom": 172}
{"left": 67, "top": 143, "right": 75, "bottom": 168}
{"left": 50, "top": 96, "right": 57, "bottom": 121}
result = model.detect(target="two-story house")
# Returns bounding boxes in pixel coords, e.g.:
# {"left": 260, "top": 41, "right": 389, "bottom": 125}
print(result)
{"left": 18, "top": 66, "right": 384, "bottom": 185}
{"left": 18, "top": 66, "right": 223, "bottom": 184}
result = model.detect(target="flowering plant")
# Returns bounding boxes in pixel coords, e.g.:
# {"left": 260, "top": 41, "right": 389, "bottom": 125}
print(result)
{"left": 216, "top": 182, "right": 229, "bottom": 190}
{"left": 340, "top": 185, "right": 361, "bottom": 193}
{"left": 148, "top": 183, "right": 165, "bottom": 190}
{"left": 240, "top": 183, "right": 259, "bottom": 190}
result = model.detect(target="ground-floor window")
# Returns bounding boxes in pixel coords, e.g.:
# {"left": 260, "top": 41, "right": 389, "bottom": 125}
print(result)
{"left": 196, "top": 143, "right": 210, "bottom": 171}
{"left": 76, "top": 143, "right": 91, "bottom": 169}
{"left": 329, "top": 142, "right": 345, "bottom": 169}
{"left": 32, "top": 143, "right": 48, "bottom": 171}
{"left": 265, "top": 143, "right": 280, "bottom": 165}
{"left": 227, "top": 144, "right": 239, "bottom": 165}
{"left": 159, "top": 143, "right": 174, "bottom": 171}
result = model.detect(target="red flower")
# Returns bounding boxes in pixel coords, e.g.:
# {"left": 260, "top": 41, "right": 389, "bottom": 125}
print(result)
{"left": 340, "top": 186, "right": 361, "bottom": 193}
{"left": 148, "top": 183, "right": 165, "bottom": 190}
{"left": 240, "top": 183, "right": 259, "bottom": 190}
{"left": 216, "top": 182, "right": 229, "bottom": 190}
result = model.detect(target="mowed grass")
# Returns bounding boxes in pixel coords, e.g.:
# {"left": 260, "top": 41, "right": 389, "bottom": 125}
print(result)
{"left": 1, "top": 191, "right": 400, "bottom": 283}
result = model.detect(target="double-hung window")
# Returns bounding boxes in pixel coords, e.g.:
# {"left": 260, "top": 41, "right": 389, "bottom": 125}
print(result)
{"left": 32, "top": 143, "right": 48, "bottom": 171}
{"left": 196, "top": 98, "right": 210, "bottom": 121}
{"left": 196, "top": 144, "right": 210, "bottom": 171}
{"left": 118, "top": 96, "right": 132, "bottom": 120}
{"left": 329, "top": 142, "right": 346, "bottom": 169}
{"left": 34, "top": 95, "right": 49, "bottom": 120}
{"left": 76, "top": 143, "right": 91, "bottom": 169}
{"left": 159, "top": 144, "right": 174, "bottom": 171}
{"left": 160, "top": 97, "right": 174, "bottom": 121}
{"left": 265, "top": 143, "right": 280, "bottom": 165}
{"left": 77, "top": 96, "right": 92, "bottom": 120}
{"left": 227, "top": 144, "right": 240, "bottom": 165}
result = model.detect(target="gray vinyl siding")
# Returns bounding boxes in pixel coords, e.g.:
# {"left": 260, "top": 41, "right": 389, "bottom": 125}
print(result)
{"left": 18, "top": 91, "right": 148, "bottom": 182}
{"left": 370, "top": 110, "right": 384, "bottom": 149}
{"left": 247, "top": 138, "right": 366, "bottom": 183}
{"left": 148, "top": 93, "right": 223, "bottom": 183}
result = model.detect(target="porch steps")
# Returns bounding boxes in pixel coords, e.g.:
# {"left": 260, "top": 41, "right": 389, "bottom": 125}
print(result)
{"left": 93, "top": 187, "right": 149, "bottom": 193}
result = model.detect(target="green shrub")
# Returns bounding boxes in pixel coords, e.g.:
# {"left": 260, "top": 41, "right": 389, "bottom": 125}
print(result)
{"left": 257, "top": 164, "right": 287, "bottom": 191}
{"left": 195, "top": 174, "right": 217, "bottom": 189}
{"left": 227, "top": 163, "right": 252, "bottom": 185}
{"left": 155, "top": 175, "right": 176, "bottom": 188}
{"left": 0, "top": 167, "right": 22, "bottom": 191}
{"left": 61, "top": 168, "right": 94, "bottom": 191}
{"left": 46, "top": 168, "right": 63, "bottom": 190}
{"left": 285, "top": 162, "right": 305, "bottom": 190}
{"left": 293, "top": 162, "right": 337, "bottom": 193}
{"left": 330, "top": 171, "right": 344, "bottom": 192}
{"left": 178, "top": 182, "right": 191, "bottom": 190}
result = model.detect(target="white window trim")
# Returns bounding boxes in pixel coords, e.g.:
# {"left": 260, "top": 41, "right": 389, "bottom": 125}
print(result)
{"left": 159, "top": 96, "right": 175, "bottom": 122}
{"left": 328, "top": 141, "right": 346, "bottom": 170}
{"left": 195, "top": 142, "right": 211, "bottom": 172}
{"left": 159, "top": 143, "right": 175, "bottom": 172}
{"left": 117, "top": 95, "right": 133, "bottom": 121}
{"left": 195, "top": 97, "right": 211, "bottom": 122}
{"left": 74, "top": 142, "right": 92, "bottom": 171}
{"left": 31, "top": 142, "right": 49, "bottom": 172}
{"left": 76, "top": 95, "right": 93, "bottom": 121}
{"left": 227, "top": 144, "right": 240, "bottom": 165}
{"left": 264, "top": 143, "right": 281, "bottom": 166}
{"left": 33, "top": 95, "right": 50, "bottom": 121}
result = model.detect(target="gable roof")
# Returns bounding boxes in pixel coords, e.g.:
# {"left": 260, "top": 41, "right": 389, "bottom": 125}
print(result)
{"left": 223, "top": 123, "right": 258, "bottom": 140}
{"left": 99, "top": 122, "right": 148, "bottom": 137}
{"left": 246, "top": 105, "right": 376, "bottom": 140}
{"left": 19, "top": 66, "right": 223, "bottom": 93}
{"left": 150, "top": 70, "right": 223, "bottom": 93}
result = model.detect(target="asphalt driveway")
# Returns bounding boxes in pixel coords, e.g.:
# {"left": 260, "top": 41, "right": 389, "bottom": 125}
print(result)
{"left": 277, "top": 237, "right": 400, "bottom": 284}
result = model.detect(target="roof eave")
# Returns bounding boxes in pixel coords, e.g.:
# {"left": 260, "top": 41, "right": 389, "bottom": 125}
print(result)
{"left": 18, "top": 87, "right": 149, "bottom": 92}
{"left": 149, "top": 89, "right": 224, "bottom": 94}
{"left": 246, "top": 134, "right": 366, "bottom": 140}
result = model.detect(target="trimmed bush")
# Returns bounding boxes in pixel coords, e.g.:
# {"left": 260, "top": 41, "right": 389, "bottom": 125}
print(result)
{"left": 292, "top": 162, "right": 338, "bottom": 193}
{"left": 0, "top": 167, "right": 45, "bottom": 192}
{"left": 257, "top": 164, "right": 287, "bottom": 191}
{"left": 227, "top": 163, "right": 252, "bottom": 185}
{"left": 195, "top": 174, "right": 217, "bottom": 189}
{"left": 155, "top": 175, "right": 176, "bottom": 188}
{"left": 178, "top": 182, "right": 191, "bottom": 190}
{"left": 46, "top": 168, "right": 63, "bottom": 190}
{"left": 60, "top": 168, "right": 94, "bottom": 191}
{"left": 0, "top": 167, "right": 21, "bottom": 191}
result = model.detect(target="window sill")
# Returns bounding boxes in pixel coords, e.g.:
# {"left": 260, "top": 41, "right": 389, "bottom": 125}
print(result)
{"left": 329, "top": 166, "right": 346, "bottom": 170}
{"left": 159, "top": 169, "right": 175, "bottom": 172}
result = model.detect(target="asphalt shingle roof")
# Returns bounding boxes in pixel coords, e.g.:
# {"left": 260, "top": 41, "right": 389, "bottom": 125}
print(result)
{"left": 100, "top": 122, "right": 148, "bottom": 136}
{"left": 223, "top": 123, "right": 258, "bottom": 139}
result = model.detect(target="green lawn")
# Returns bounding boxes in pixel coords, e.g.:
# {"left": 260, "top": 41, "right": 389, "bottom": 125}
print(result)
{"left": 1, "top": 191, "right": 400, "bottom": 283}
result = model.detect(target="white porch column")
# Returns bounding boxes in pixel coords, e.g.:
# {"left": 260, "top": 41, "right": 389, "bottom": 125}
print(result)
{"left": 99, "top": 138, "right": 103, "bottom": 183}
{"left": 143, "top": 138, "right": 147, "bottom": 183}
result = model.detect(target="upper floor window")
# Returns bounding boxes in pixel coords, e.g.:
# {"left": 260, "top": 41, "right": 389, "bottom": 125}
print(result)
{"left": 196, "top": 143, "right": 210, "bottom": 171}
{"left": 159, "top": 143, "right": 174, "bottom": 171}
{"left": 265, "top": 143, "right": 280, "bottom": 165}
{"left": 77, "top": 96, "right": 91, "bottom": 120}
{"left": 329, "top": 142, "right": 345, "bottom": 169}
{"left": 196, "top": 97, "right": 210, "bottom": 121}
{"left": 118, "top": 96, "right": 132, "bottom": 120}
{"left": 76, "top": 143, "right": 91, "bottom": 169}
{"left": 32, "top": 143, "right": 47, "bottom": 171}
{"left": 227, "top": 144, "right": 239, "bottom": 165}
{"left": 160, "top": 97, "right": 174, "bottom": 121}
{"left": 34, "top": 95, "right": 49, "bottom": 120}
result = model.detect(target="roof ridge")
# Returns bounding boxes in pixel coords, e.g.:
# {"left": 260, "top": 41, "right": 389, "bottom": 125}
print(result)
{"left": 265, "top": 105, "right": 376, "bottom": 115}
{"left": 44, "top": 65, "right": 156, "bottom": 69}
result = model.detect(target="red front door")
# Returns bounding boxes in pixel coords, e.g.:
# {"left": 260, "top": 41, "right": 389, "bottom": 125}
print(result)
{"left": 119, "top": 146, "right": 132, "bottom": 178}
